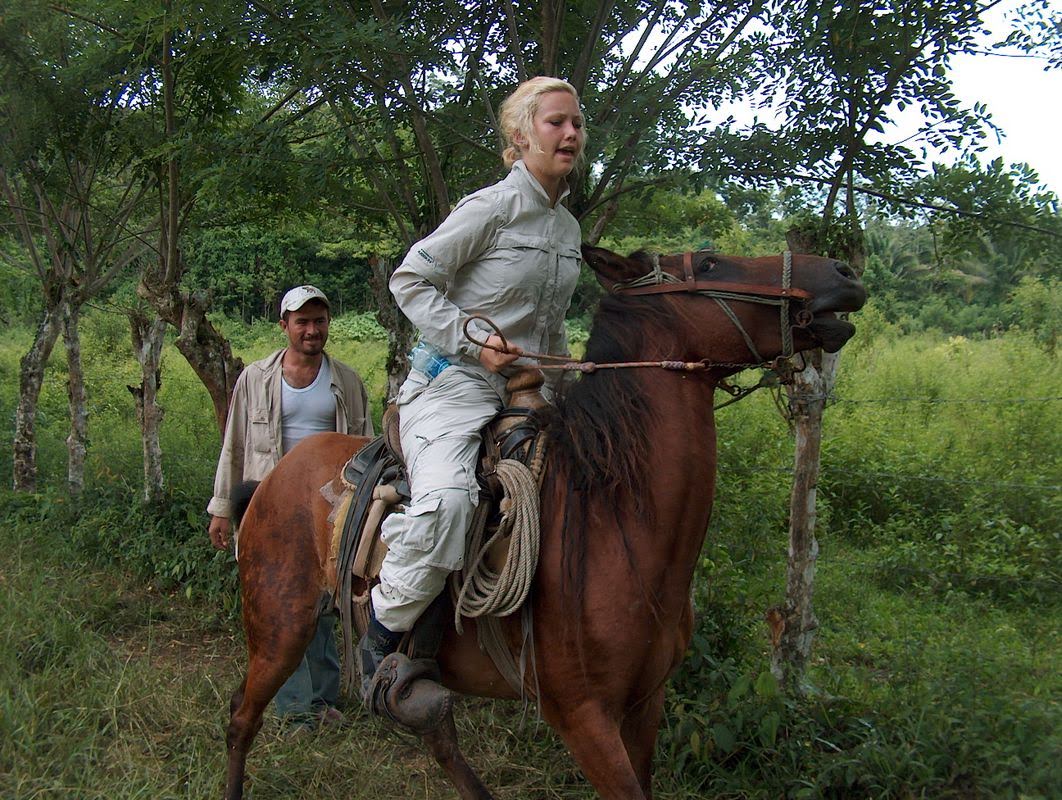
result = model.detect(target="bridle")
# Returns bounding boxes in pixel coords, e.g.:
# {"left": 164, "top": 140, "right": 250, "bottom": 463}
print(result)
{"left": 609, "top": 250, "right": 813, "bottom": 362}
{"left": 463, "top": 250, "right": 818, "bottom": 386}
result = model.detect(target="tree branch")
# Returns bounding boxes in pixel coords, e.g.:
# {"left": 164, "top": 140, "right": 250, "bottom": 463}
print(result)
{"left": 570, "top": 0, "right": 615, "bottom": 94}
{"left": 500, "top": 0, "right": 528, "bottom": 82}
{"left": 740, "top": 169, "right": 1062, "bottom": 238}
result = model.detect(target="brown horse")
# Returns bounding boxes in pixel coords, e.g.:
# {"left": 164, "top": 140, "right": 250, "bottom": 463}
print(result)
{"left": 223, "top": 245, "right": 866, "bottom": 799}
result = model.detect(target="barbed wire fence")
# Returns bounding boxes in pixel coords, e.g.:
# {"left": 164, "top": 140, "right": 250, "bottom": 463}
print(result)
{"left": 711, "top": 392, "right": 1062, "bottom": 495}
{"left": 8, "top": 379, "right": 1060, "bottom": 493}
{"left": 721, "top": 465, "right": 1059, "bottom": 493}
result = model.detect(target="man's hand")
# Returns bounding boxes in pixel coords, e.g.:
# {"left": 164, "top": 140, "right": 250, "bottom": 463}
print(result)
{"left": 208, "top": 515, "right": 232, "bottom": 550}
{"left": 478, "top": 334, "right": 522, "bottom": 373}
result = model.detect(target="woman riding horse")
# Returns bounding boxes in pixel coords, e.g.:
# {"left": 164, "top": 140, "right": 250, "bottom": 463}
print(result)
{"left": 223, "top": 241, "right": 865, "bottom": 800}
{"left": 361, "top": 76, "right": 587, "bottom": 704}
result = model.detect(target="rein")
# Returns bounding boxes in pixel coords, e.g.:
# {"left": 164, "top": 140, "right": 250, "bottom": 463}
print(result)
{"left": 463, "top": 250, "right": 816, "bottom": 393}
{"left": 465, "top": 315, "right": 775, "bottom": 376}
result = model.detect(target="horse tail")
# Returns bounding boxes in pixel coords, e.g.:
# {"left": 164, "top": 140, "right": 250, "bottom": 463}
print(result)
{"left": 232, "top": 481, "right": 261, "bottom": 527}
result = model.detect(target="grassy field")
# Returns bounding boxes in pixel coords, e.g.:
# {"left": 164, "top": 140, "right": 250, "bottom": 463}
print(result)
{"left": 0, "top": 304, "right": 1058, "bottom": 798}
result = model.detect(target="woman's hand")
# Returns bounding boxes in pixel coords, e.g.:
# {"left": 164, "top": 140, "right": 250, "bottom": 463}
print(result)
{"left": 478, "top": 334, "right": 523, "bottom": 373}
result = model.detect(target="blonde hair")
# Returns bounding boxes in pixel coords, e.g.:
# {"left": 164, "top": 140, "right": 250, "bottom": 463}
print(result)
{"left": 499, "top": 77, "right": 583, "bottom": 168}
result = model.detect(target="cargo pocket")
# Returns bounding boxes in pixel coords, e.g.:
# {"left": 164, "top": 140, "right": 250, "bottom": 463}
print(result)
{"left": 459, "top": 462, "right": 480, "bottom": 508}
{"left": 494, "top": 231, "right": 551, "bottom": 297}
{"left": 381, "top": 495, "right": 441, "bottom": 554}
{"left": 250, "top": 409, "right": 271, "bottom": 454}
{"left": 556, "top": 245, "right": 581, "bottom": 302}
{"left": 415, "top": 461, "right": 480, "bottom": 507}
{"left": 396, "top": 369, "right": 430, "bottom": 406}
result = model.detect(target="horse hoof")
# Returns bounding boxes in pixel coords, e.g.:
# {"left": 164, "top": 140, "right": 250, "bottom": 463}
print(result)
{"left": 368, "top": 652, "right": 454, "bottom": 734}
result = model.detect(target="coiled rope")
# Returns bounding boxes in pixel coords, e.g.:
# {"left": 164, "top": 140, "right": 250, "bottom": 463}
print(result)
{"left": 452, "top": 447, "right": 546, "bottom": 633}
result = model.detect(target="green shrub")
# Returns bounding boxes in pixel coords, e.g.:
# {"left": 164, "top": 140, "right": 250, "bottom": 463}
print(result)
{"left": 328, "top": 311, "right": 388, "bottom": 342}
{"left": 660, "top": 557, "right": 1061, "bottom": 799}
{"left": 871, "top": 501, "right": 1059, "bottom": 604}
{"left": 564, "top": 317, "right": 591, "bottom": 345}
{"left": 819, "top": 330, "right": 1060, "bottom": 598}
{"left": 1005, "top": 276, "right": 1060, "bottom": 353}
{"left": 68, "top": 485, "right": 240, "bottom": 607}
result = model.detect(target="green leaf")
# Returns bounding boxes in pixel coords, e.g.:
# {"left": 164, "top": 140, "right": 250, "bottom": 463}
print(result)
{"left": 727, "top": 673, "right": 752, "bottom": 705}
{"left": 754, "top": 670, "right": 779, "bottom": 699}
{"left": 758, "top": 711, "right": 781, "bottom": 746}
{"left": 712, "top": 723, "right": 736, "bottom": 753}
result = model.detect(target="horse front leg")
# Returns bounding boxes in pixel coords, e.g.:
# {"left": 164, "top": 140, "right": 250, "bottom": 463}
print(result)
{"left": 543, "top": 700, "right": 647, "bottom": 800}
{"left": 421, "top": 709, "right": 494, "bottom": 800}
{"left": 620, "top": 687, "right": 666, "bottom": 800}
{"left": 222, "top": 675, "right": 251, "bottom": 799}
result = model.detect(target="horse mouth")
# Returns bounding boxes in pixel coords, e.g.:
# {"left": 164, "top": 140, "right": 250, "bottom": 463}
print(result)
{"left": 807, "top": 313, "right": 856, "bottom": 353}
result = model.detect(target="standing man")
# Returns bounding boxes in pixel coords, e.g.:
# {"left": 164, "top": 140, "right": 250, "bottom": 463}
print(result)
{"left": 207, "top": 284, "right": 374, "bottom": 729}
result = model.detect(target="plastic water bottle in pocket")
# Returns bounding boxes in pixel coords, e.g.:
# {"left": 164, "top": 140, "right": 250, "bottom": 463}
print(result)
{"left": 409, "top": 341, "right": 451, "bottom": 380}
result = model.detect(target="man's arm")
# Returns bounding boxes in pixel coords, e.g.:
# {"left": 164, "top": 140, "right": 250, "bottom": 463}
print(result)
{"left": 356, "top": 375, "right": 374, "bottom": 436}
{"left": 206, "top": 372, "right": 250, "bottom": 550}
{"left": 335, "top": 359, "right": 375, "bottom": 437}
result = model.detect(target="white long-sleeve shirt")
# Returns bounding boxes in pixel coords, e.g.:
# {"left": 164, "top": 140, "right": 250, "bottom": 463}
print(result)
{"left": 389, "top": 160, "right": 582, "bottom": 394}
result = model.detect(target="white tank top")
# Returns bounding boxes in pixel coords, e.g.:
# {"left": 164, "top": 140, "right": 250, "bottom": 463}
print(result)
{"left": 281, "top": 357, "right": 336, "bottom": 454}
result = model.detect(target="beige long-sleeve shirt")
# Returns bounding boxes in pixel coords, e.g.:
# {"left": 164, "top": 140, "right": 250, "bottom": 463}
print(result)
{"left": 207, "top": 349, "right": 374, "bottom": 519}
{"left": 389, "top": 160, "right": 582, "bottom": 392}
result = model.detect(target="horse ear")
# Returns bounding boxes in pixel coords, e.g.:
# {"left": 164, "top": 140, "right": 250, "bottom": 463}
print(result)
{"left": 581, "top": 245, "right": 645, "bottom": 289}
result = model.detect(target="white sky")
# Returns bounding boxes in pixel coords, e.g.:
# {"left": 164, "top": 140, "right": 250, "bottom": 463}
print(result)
{"left": 948, "top": 43, "right": 1061, "bottom": 195}
{"left": 703, "top": 1, "right": 1062, "bottom": 198}
{"left": 913, "top": 0, "right": 1062, "bottom": 196}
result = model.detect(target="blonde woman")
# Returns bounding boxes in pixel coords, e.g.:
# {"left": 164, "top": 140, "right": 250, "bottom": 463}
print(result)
{"left": 361, "top": 77, "right": 586, "bottom": 704}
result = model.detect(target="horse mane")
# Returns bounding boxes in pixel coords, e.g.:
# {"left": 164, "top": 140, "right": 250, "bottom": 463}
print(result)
{"left": 545, "top": 249, "right": 690, "bottom": 506}
{"left": 541, "top": 286, "right": 678, "bottom": 603}
{"left": 547, "top": 297, "right": 657, "bottom": 501}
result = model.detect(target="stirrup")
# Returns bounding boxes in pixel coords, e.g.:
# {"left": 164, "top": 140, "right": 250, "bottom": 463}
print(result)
{"left": 365, "top": 652, "right": 454, "bottom": 735}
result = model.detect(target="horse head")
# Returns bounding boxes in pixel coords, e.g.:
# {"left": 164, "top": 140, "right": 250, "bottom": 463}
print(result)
{"left": 581, "top": 245, "right": 867, "bottom": 364}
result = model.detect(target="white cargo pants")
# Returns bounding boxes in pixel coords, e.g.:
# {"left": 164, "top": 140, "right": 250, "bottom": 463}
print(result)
{"left": 372, "top": 366, "right": 504, "bottom": 632}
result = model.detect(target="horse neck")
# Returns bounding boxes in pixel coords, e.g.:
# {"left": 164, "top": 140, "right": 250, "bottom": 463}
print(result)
{"left": 544, "top": 368, "right": 721, "bottom": 626}
{"left": 636, "top": 370, "right": 719, "bottom": 579}
{"left": 544, "top": 342, "right": 723, "bottom": 615}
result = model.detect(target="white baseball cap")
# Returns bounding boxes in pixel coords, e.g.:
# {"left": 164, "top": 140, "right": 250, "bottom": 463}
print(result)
{"left": 279, "top": 285, "right": 330, "bottom": 318}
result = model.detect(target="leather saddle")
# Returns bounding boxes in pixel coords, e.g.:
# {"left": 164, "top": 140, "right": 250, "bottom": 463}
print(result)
{"left": 325, "top": 368, "right": 549, "bottom": 693}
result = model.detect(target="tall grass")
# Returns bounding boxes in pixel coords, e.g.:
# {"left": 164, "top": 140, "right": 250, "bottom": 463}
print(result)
{"left": 663, "top": 302, "right": 1060, "bottom": 798}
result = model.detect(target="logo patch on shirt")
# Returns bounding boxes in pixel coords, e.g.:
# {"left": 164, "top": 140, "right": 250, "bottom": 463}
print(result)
{"left": 417, "top": 248, "right": 436, "bottom": 265}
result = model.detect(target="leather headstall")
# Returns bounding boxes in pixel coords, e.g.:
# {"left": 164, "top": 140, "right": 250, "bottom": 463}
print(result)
{"left": 610, "top": 251, "right": 813, "bottom": 302}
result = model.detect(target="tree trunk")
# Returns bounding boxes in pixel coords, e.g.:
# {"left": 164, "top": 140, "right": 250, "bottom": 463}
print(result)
{"left": 138, "top": 277, "right": 242, "bottom": 437}
{"left": 132, "top": 21, "right": 241, "bottom": 441}
{"left": 127, "top": 310, "right": 168, "bottom": 505}
{"left": 369, "top": 254, "right": 415, "bottom": 401}
{"left": 61, "top": 302, "right": 88, "bottom": 495}
{"left": 587, "top": 197, "right": 620, "bottom": 245}
{"left": 139, "top": 277, "right": 241, "bottom": 441}
{"left": 770, "top": 348, "right": 840, "bottom": 693}
{"left": 770, "top": 224, "right": 863, "bottom": 694}
{"left": 173, "top": 291, "right": 242, "bottom": 435}
{"left": 13, "top": 305, "right": 63, "bottom": 492}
